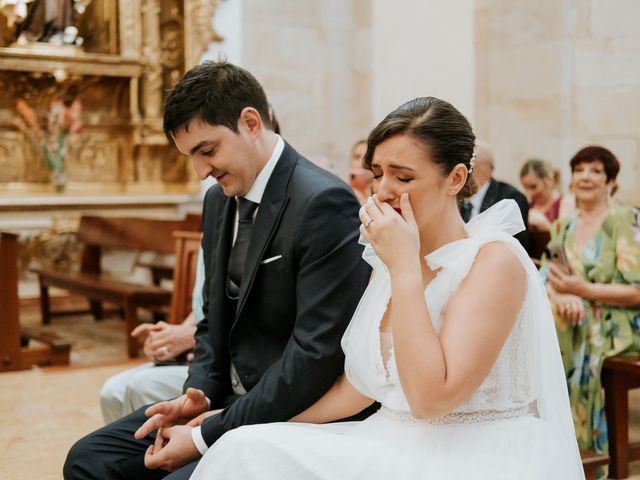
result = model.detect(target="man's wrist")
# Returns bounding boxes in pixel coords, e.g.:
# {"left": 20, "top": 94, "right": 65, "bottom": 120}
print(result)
{"left": 191, "top": 426, "right": 209, "bottom": 455}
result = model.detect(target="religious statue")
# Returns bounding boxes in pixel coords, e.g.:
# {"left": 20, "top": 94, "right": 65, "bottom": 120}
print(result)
{"left": 0, "top": 0, "right": 91, "bottom": 46}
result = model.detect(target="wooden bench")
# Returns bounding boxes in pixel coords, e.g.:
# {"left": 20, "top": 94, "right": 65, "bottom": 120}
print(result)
{"left": 0, "top": 232, "right": 72, "bottom": 372}
{"left": 32, "top": 215, "right": 200, "bottom": 358}
{"left": 602, "top": 356, "right": 640, "bottom": 478}
{"left": 167, "top": 231, "right": 202, "bottom": 325}
{"left": 581, "top": 450, "right": 610, "bottom": 480}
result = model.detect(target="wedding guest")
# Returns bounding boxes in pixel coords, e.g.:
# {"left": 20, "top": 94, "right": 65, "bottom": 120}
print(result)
{"left": 520, "top": 158, "right": 562, "bottom": 231}
{"left": 99, "top": 248, "right": 205, "bottom": 424}
{"left": 349, "top": 138, "right": 372, "bottom": 204}
{"left": 541, "top": 145, "right": 640, "bottom": 478}
{"left": 460, "top": 141, "right": 529, "bottom": 249}
{"left": 64, "top": 61, "right": 371, "bottom": 479}
{"left": 190, "top": 96, "right": 583, "bottom": 480}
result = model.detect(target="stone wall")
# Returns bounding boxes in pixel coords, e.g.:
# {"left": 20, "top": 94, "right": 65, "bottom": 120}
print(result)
{"left": 199, "top": 0, "right": 639, "bottom": 204}
{"left": 476, "top": 0, "right": 640, "bottom": 205}
{"left": 240, "top": 0, "right": 373, "bottom": 177}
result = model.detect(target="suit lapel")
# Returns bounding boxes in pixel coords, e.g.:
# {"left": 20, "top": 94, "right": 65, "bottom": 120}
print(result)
{"left": 235, "top": 143, "right": 296, "bottom": 320}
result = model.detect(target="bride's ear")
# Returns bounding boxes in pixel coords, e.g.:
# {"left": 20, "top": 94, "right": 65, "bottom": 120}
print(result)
{"left": 447, "top": 164, "right": 468, "bottom": 196}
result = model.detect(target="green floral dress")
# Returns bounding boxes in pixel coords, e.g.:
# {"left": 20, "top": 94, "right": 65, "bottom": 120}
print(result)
{"left": 541, "top": 206, "right": 640, "bottom": 478}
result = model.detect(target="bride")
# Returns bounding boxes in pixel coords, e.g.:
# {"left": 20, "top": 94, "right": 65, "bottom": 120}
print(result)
{"left": 190, "top": 97, "right": 584, "bottom": 479}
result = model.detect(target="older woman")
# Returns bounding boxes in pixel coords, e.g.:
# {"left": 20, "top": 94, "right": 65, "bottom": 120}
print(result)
{"left": 542, "top": 145, "right": 640, "bottom": 477}
{"left": 520, "top": 158, "right": 562, "bottom": 231}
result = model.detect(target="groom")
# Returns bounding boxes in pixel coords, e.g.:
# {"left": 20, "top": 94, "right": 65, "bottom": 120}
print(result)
{"left": 64, "top": 61, "right": 371, "bottom": 479}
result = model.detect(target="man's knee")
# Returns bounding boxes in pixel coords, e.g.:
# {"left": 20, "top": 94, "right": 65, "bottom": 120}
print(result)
{"left": 100, "top": 376, "right": 126, "bottom": 424}
{"left": 64, "top": 434, "right": 101, "bottom": 479}
{"left": 65, "top": 406, "right": 154, "bottom": 480}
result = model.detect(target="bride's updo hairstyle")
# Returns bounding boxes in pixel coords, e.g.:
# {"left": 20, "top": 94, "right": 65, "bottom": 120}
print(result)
{"left": 363, "top": 96, "right": 478, "bottom": 200}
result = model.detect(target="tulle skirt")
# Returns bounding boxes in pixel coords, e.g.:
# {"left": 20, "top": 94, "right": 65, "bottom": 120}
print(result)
{"left": 190, "top": 409, "right": 576, "bottom": 479}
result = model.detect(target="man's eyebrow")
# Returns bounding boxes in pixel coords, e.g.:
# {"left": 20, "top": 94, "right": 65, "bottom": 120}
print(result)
{"left": 189, "top": 141, "right": 214, "bottom": 156}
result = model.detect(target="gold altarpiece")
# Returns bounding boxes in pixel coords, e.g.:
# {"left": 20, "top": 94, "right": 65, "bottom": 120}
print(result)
{"left": 0, "top": 0, "right": 222, "bottom": 195}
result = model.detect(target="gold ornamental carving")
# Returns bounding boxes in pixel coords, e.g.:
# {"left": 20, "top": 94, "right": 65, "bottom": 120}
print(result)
{"left": 0, "top": 133, "right": 24, "bottom": 182}
{"left": 184, "top": 0, "right": 223, "bottom": 69}
{"left": 20, "top": 223, "right": 83, "bottom": 275}
{"left": 119, "top": 0, "right": 142, "bottom": 59}
{"left": 0, "top": 0, "right": 222, "bottom": 194}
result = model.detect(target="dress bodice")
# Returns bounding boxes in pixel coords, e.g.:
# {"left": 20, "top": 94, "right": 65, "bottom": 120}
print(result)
{"left": 342, "top": 200, "right": 537, "bottom": 415}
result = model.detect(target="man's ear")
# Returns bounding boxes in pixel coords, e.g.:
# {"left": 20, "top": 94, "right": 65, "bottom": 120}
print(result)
{"left": 449, "top": 163, "right": 468, "bottom": 195}
{"left": 238, "top": 107, "right": 263, "bottom": 135}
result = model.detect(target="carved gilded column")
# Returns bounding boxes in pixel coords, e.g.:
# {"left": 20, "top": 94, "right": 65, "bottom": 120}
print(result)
{"left": 184, "top": 0, "right": 222, "bottom": 69}
{"left": 141, "top": 0, "right": 163, "bottom": 121}
{"left": 119, "top": 0, "right": 142, "bottom": 59}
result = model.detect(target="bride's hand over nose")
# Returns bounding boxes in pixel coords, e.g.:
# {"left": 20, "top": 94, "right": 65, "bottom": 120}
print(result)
{"left": 360, "top": 193, "right": 420, "bottom": 274}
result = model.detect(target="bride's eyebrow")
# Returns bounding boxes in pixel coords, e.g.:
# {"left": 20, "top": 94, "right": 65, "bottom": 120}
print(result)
{"left": 370, "top": 162, "right": 415, "bottom": 172}
{"left": 389, "top": 164, "right": 415, "bottom": 172}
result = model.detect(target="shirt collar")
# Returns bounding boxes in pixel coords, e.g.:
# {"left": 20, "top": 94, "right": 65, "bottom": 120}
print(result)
{"left": 469, "top": 179, "right": 491, "bottom": 213}
{"left": 243, "top": 134, "right": 284, "bottom": 204}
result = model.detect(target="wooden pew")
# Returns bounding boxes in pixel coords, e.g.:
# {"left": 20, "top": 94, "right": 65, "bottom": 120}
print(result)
{"left": 581, "top": 451, "right": 609, "bottom": 480}
{"left": 32, "top": 215, "right": 200, "bottom": 358}
{"left": 602, "top": 356, "right": 640, "bottom": 478}
{"left": 0, "top": 231, "right": 71, "bottom": 372}
{"left": 167, "top": 231, "right": 202, "bottom": 325}
{"left": 136, "top": 213, "right": 202, "bottom": 287}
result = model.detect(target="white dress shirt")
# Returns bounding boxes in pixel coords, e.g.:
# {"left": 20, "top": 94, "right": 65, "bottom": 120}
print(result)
{"left": 467, "top": 180, "right": 491, "bottom": 219}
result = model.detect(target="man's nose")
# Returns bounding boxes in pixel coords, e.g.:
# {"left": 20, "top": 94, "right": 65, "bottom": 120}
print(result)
{"left": 192, "top": 158, "right": 212, "bottom": 180}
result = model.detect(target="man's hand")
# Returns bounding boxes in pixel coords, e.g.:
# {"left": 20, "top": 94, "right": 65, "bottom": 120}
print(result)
{"left": 186, "top": 409, "right": 223, "bottom": 427}
{"left": 134, "top": 388, "right": 208, "bottom": 439}
{"left": 131, "top": 321, "right": 196, "bottom": 362}
{"left": 144, "top": 425, "right": 201, "bottom": 472}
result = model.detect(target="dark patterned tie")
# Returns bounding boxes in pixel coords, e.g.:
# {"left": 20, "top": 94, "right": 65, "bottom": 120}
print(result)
{"left": 226, "top": 197, "right": 259, "bottom": 299}
{"left": 461, "top": 200, "right": 473, "bottom": 223}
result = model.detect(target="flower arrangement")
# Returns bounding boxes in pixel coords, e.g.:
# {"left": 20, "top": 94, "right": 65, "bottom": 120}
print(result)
{"left": 14, "top": 94, "right": 83, "bottom": 191}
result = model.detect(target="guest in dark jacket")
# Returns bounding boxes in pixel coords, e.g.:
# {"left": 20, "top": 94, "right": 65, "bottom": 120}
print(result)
{"left": 461, "top": 141, "right": 529, "bottom": 250}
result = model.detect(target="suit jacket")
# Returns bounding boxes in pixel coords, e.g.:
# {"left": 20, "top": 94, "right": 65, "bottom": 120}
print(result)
{"left": 480, "top": 178, "right": 530, "bottom": 250}
{"left": 185, "top": 142, "right": 372, "bottom": 445}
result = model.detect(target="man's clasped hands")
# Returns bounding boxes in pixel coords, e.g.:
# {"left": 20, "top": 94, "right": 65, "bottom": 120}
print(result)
{"left": 134, "top": 388, "right": 221, "bottom": 472}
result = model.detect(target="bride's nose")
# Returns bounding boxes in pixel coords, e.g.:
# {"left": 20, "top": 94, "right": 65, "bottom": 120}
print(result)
{"left": 375, "top": 178, "right": 397, "bottom": 204}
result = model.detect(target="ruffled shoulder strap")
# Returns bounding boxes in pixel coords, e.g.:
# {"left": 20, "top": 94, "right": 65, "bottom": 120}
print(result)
{"left": 425, "top": 199, "right": 526, "bottom": 271}
{"left": 465, "top": 199, "right": 525, "bottom": 237}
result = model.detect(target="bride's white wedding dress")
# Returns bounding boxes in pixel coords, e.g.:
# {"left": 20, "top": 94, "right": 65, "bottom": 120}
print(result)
{"left": 190, "top": 200, "right": 584, "bottom": 480}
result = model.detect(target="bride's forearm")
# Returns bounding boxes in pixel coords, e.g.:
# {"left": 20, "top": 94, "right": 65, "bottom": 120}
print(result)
{"left": 389, "top": 269, "right": 447, "bottom": 418}
{"left": 390, "top": 244, "right": 526, "bottom": 420}
{"left": 289, "top": 375, "right": 374, "bottom": 424}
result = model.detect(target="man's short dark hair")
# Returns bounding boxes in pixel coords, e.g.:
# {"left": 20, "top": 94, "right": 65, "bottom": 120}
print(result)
{"left": 163, "top": 61, "right": 272, "bottom": 139}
